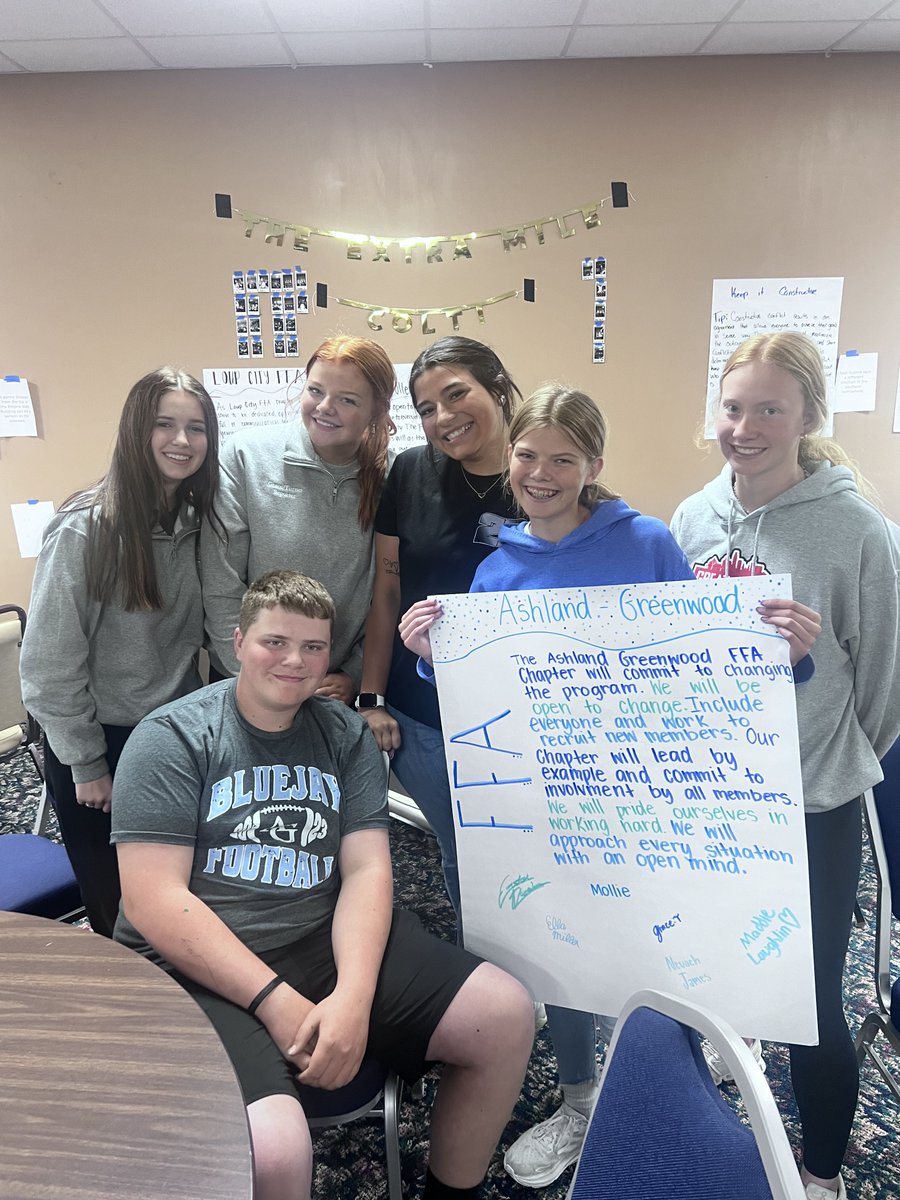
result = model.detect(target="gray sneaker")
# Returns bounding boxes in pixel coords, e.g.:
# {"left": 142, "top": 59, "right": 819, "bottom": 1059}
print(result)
{"left": 702, "top": 1037, "right": 766, "bottom": 1085}
{"left": 503, "top": 1102, "right": 588, "bottom": 1187}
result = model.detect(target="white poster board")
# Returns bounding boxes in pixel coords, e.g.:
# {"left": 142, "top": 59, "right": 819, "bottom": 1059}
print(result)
{"left": 389, "top": 363, "right": 428, "bottom": 454}
{"left": 704, "top": 277, "right": 844, "bottom": 436}
{"left": 203, "top": 368, "right": 304, "bottom": 440}
{"left": 203, "top": 363, "right": 427, "bottom": 451}
{"left": 430, "top": 576, "right": 816, "bottom": 1044}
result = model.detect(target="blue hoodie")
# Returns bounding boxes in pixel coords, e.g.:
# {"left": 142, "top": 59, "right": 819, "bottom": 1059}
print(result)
{"left": 471, "top": 498, "right": 694, "bottom": 592}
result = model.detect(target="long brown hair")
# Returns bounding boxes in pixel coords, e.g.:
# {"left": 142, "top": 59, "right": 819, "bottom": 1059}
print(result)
{"left": 65, "top": 367, "right": 222, "bottom": 611}
{"left": 305, "top": 336, "right": 396, "bottom": 529}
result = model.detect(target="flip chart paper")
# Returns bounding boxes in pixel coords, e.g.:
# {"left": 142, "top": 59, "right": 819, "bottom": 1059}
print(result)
{"left": 203, "top": 364, "right": 426, "bottom": 450}
{"left": 430, "top": 576, "right": 816, "bottom": 1044}
{"left": 704, "top": 278, "right": 843, "bottom": 436}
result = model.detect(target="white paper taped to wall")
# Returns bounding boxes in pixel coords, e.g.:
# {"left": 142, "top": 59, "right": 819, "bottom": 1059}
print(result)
{"left": 11, "top": 500, "right": 55, "bottom": 558}
{"left": 0, "top": 376, "right": 37, "bottom": 438}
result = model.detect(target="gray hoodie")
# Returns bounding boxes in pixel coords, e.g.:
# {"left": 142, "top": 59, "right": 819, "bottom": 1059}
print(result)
{"left": 201, "top": 420, "right": 384, "bottom": 684}
{"left": 670, "top": 461, "right": 900, "bottom": 812}
{"left": 20, "top": 504, "right": 203, "bottom": 784}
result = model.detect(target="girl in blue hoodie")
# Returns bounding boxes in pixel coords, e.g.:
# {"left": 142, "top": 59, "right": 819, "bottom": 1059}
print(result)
{"left": 403, "top": 383, "right": 821, "bottom": 1189}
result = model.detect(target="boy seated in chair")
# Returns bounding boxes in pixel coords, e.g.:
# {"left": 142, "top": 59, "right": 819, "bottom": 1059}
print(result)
{"left": 111, "top": 569, "right": 533, "bottom": 1200}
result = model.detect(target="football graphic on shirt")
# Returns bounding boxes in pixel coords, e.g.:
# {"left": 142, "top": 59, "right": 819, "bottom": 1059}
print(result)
{"left": 231, "top": 805, "right": 328, "bottom": 847}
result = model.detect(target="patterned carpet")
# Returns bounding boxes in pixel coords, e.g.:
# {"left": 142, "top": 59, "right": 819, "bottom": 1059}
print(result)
{"left": 2, "top": 751, "right": 898, "bottom": 1200}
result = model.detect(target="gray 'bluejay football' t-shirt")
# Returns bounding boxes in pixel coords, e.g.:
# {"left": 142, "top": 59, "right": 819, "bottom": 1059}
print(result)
{"left": 111, "top": 679, "right": 388, "bottom": 967}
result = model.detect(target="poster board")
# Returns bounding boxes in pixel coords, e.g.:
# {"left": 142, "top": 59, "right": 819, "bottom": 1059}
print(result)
{"left": 704, "top": 277, "right": 844, "bottom": 436}
{"left": 430, "top": 575, "right": 817, "bottom": 1044}
{"left": 203, "top": 363, "right": 426, "bottom": 451}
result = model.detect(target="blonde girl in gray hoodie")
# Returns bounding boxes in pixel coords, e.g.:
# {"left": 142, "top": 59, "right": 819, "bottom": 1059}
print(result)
{"left": 671, "top": 332, "right": 900, "bottom": 1200}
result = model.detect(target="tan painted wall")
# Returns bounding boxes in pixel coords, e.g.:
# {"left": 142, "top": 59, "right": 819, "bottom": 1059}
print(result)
{"left": 2, "top": 54, "right": 898, "bottom": 607}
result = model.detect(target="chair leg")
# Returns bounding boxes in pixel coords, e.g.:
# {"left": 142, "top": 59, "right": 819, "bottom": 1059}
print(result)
{"left": 382, "top": 1071, "right": 404, "bottom": 1200}
{"left": 32, "top": 784, "right": 51, "bottom": 837}
{"left": 854, "top": 1012, "right": 882, "bottom": 1064}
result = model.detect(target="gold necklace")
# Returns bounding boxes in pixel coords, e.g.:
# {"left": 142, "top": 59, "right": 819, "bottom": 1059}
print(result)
{"left": 460, "top": 464, "right": 500, "bottom": 500}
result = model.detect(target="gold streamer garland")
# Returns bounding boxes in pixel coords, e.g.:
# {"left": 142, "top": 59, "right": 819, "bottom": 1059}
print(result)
{"left": 334, "top": 290, "right": 519, "bottom": 334}
{"left": 234, "top": 199, "right": 609, "bottom": 263}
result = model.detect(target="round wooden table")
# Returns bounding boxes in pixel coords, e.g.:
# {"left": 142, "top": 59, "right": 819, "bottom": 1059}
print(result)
{"left": 0, "top": 910, "right": 254, "bottom": 1199}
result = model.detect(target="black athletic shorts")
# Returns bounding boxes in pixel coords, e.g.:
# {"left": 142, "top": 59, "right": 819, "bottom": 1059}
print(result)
{"left": 173, "top": 907, "right": 482, "bottom": 1106}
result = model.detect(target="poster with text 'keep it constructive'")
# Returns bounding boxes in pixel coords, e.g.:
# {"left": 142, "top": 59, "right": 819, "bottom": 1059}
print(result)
{"left": 430, "top": 576, "right": 816, "bottom": 1045}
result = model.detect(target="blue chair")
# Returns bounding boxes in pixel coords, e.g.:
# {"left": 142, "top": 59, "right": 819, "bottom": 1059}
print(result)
{"left": 0, "top": 830, "right": 83, "bottom": 919}
{"left": 296, "top": 1059, "right": 404, "bottom": 1199}
{"left": 854, "top": 739, "right": 900, "bottom": 1101}
{"left": 0, "top": 603, "right": 83, "bottom": 921}
{"left": 568, "top": 989, "right": 805, "bottom": 1200}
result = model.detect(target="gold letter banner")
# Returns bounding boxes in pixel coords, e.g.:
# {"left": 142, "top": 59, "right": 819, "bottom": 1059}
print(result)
{"left": 334, "top": 290, "right": 519, "bottom": 334}
{"left": 232, "top": 194, "right": 627, "bottom": 263}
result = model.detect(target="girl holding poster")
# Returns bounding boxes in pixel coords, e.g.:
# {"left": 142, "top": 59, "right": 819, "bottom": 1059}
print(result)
{"left": 671, "top": 332, "right": 900, "bottom": 1200}
{"left": 359, "top": 337, "right": 522, "bottom": 927}
{"left": 402, "top": 385, "right": 738, "bottom": 1188}
{"left": 20, "top": 367, "right": 222, "bottom": 937}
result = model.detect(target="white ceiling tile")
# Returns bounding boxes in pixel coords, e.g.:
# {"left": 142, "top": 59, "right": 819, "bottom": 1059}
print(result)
{"left": 0, "top": 37, "right": 154, "bottom": 71}
{"left": 430, "top": 0, "right": 581, "bottom": 28}
{"left": 0, "top": 0, "right": 121, "bottom": 40}
{"left": 0, "top": 50, "right": 25, "bottom": 71}
{"left": 100, "top": 0, "right": 274, "bottom": 37}
{"left": 268, "top": 0, "right": 425, "bottom": 33}
{"left": 430, "top": 26, "right": 569, "bottom": 60}
{"left": 836, "top": 18, "right": 900, "bottom": 46}
{"left": 876, "top": 0, "right": 900, "bottom": 15}
{"left": 701, "top": 20, "right": 859, "bottom": 52}
{"left": 282, "top": 29, "right": 427, "bottom": 63}
{"left": 581, "top": 0, "right": 734, "bottom": 24}
{"left": 139, "top": 33, "right": 291, "bottom": 68}
{"left": 569, "top": 23, "right": 717, "bottom": 55}
{"left": 734, "top": 0, "right": 883, "bottom": 19}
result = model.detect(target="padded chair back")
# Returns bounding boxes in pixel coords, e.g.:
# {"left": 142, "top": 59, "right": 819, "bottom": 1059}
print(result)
{"left": 0, "top": 832, "right": 83, "bottom": 920}
{"left": 569, "top": 990, "right": 804, "bottom": 1200}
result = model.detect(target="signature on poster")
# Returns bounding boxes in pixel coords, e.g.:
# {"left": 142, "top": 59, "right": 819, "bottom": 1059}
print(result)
{"left": 498, "top": 873, "right": 550, "bottom": 911}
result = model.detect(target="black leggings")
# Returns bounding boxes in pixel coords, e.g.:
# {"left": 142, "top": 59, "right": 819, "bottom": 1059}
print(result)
{"left": 789, "top": 798, "right": 862, "bottom": 1179}
{"left": 44, "top": 725, "right": 135, "bottom": 938}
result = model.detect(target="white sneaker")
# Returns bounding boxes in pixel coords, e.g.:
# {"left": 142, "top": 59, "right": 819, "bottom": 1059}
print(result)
{"left": 805, "top": 1176, "right": 847, "bottom": 1200}
{"left": 702, "top": 1037, "right": 765, "bottom": 1085}
{"left": 503, "top": 1102, "right": 588, "bottom": 1188}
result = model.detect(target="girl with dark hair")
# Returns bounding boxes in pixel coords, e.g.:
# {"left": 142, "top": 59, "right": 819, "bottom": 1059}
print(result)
{"left": 671, "top": 331, "right": 900, "bottom": 1200}
{"left": 20, "top": 366, "right": 222, "bottom": 936}
{"left": 202, "top": 335, "right": 396, "bottom": 704}
{"left": 359, "top": 336, "right": 523, "bottom": 927}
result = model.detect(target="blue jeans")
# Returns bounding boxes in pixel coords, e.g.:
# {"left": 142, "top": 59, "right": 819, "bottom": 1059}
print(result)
{"left": 387, "top": 703, "right": 461, "bottom": 926}
{"left": 547, "top": 1007, "right": 617, "bottom": 1086}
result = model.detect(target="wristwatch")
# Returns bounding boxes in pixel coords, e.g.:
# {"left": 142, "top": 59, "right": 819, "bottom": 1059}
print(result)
{"left": 355, "top": 692, "right": 386, "bottom": 710}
